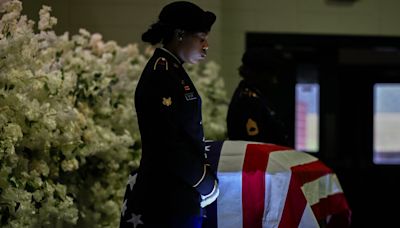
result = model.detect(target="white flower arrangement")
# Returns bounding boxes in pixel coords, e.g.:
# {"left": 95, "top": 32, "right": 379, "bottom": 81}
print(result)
{"left": 0, "top": 1, "right": 228, "bottom": 227}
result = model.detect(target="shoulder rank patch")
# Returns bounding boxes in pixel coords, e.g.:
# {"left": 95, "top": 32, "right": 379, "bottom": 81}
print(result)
{"left": 162, "top": 97, "right": 172, "bottom": 106}
{"left": 153, "top": 57, "right": 168, "bottom": 71}
{"left": 246, "top": 118, "right": 259, "bottom": 136}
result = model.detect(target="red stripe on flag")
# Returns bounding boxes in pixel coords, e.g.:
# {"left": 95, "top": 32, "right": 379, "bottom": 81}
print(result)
{"left": 278, "top": 174, "right": 308, "bottom": 228}
{"left": 291, "top": 160, "right": 333, "bottom": 184}
{"left": 242, "top": 144, "right": 289, "bottom": 228}
{"left": 290, "top": 160, "right": 351, "bottom": 226}
{"left": 279, "top": 159, "right": 335, "bottom": 228}
{"left": 311, "top": 192, "right": 351, "bottom": 227}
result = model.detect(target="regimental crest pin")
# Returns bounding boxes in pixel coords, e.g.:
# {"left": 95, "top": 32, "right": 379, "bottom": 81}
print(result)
{"left": 162, "top": 97, "right": 172, "bottom": 106}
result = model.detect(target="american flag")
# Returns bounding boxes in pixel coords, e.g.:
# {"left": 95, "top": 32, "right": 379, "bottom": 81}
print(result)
{"left": 203, "top": 140, "right": 351, "bottom": 228}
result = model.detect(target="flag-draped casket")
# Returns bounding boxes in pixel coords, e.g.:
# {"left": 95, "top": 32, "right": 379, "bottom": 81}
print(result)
{"left": 203, "top": 140, "right": 351, "bottom": 228}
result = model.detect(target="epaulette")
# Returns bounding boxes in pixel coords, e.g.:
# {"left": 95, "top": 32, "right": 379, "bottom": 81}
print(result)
{"left": 153, "top": 57, "right": 169, "bottom": 71}
{"left": 240, "top": 87, "right": 258, "bottom": 98}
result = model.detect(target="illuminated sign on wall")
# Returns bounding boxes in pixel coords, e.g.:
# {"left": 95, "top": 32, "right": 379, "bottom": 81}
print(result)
{"left": 295, "top": 83, "right": 319, "bottom": 152}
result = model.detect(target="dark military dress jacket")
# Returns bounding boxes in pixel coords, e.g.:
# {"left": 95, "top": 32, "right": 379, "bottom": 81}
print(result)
{"left": 120, "top": 48, "right": 216, "bottom": 227}
{"left": 227, "top": 80, "right": 290, "bottom": 146}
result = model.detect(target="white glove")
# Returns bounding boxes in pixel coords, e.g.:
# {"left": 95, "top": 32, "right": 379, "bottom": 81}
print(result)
{"left": 200, "top": 180, "right": 219, "bottom": 208}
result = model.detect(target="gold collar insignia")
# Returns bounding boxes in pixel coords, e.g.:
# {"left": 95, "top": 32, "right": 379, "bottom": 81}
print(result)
{"left": 162, "top": 97, "right": 172, "bottom": 106}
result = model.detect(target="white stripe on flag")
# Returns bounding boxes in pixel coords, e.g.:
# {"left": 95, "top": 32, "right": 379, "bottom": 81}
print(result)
{"left": 217, "top": 140, "right": 252, "bottom": 172}
{"left": 298, "top": 203, "right": 320, "bottom": 228}
{"left": 263, "top": 171, "right": 291, "bottom": 228}
{"left": 302, "top": 173, "right": 344, "bottom": 206}
{"left": 217, "top": 172, "right": 243, "bottom": 228}
{"left": 267, "top": 150, "right": 319, "bottom": 173}
{"left": 217, "top": 141, "right": 249, "bottom": 228}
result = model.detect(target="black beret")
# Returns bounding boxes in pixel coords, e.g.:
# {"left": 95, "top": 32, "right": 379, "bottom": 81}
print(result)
{"left": 159, "top": 1, "right": 216, "bottom": 32}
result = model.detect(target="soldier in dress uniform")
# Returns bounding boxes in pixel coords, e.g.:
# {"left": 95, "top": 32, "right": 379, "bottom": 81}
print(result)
{"left": 227, "top": 48, "right": 295, "bottom": 147}
{"left": 120, "top": 2, "right": 218, "bottom": 228}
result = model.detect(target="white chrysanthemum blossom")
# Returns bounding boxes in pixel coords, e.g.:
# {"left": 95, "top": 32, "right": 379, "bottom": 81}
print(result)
{"left": 38, "top": 5, "right": 57, "bottom": 31}
{"left": 3, "top": 122, "right": 23, "bottom": 142}
{"left": 61, "top": 158, "right": 79, "bottom": 172}
{"left": 0, "top": 0, "right": 21, "bottom": 23}
{"left": 59, "top": 71, "right": 78, "bottom": 96}
{"left": 31, "top": 159, "right": 50, "bottom": 177}
{"left": 1, "top": 0, "right": 21, "bottom": 13}
{"left": 89, "top": 33, "right": 104, "bottom": 54}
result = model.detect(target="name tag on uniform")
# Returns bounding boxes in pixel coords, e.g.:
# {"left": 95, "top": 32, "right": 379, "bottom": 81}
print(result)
{"left": 184, "top": 92, "right": 197, "bottom": 101}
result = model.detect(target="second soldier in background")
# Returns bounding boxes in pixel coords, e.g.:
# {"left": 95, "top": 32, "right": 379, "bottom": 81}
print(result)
{"left": 227, "top": 48, "right": 295, "bottom": 147}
